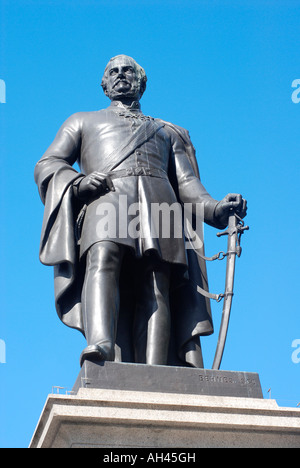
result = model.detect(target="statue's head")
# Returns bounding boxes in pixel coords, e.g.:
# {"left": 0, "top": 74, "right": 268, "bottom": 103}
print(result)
{"left": 101, "top": 55, "right": 147, "bottom": 102}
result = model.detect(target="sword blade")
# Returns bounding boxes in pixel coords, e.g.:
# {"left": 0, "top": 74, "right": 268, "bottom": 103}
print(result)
{"left": 212, "top": 211, "right": 238, "bottom": 370}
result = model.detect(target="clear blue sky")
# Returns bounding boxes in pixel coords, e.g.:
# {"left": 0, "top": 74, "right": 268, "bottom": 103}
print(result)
{"left": 0, "top": 0, "right": 299, "bottom": 448}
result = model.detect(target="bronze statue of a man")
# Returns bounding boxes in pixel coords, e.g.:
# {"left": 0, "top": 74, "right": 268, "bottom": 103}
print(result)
{"left": 34, "top": 55, "right": 247, "bottom": 368}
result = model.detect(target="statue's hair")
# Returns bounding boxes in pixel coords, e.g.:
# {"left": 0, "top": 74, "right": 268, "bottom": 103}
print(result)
{"left": 101, "top": 55, "right": 147, "bottom": 97}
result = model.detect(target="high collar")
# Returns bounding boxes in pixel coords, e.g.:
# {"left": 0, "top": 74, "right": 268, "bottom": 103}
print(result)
{"left": 109, "top": 100, "right": 141, "bottom": 112}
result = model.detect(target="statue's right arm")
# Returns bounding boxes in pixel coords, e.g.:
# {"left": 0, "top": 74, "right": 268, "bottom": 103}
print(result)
{"left": 34, "top": 113, "right": 83, "bottom": 203}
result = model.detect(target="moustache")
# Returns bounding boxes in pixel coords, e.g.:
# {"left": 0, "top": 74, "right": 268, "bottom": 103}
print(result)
{"left": 113, "top": 79, "right": 130, "bottom": 88}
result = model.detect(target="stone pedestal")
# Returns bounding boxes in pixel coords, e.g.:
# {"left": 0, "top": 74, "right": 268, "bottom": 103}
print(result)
{"left": 30, "top": 387, "right": 300, "bottom": 448}
{"left": 29, "top": 363, "right": 300, "bottom": 448}
{"left": 73, "top": 361, "right": 264, "bottom": 398}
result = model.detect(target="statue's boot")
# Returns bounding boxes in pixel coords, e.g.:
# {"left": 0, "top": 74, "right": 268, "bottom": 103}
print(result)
{"left": 79, "top": 343, "right": 109, "bottom": 367}
{"left": 133, "top": 257, "right": 171, "bottom": 365}
{"left": 80, "top": 241, "right": 125, "bottom": 366}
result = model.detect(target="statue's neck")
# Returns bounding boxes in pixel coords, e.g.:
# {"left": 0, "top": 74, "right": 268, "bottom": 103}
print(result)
{"left": 110, "top": 99, "right": 141, "bottom": 111}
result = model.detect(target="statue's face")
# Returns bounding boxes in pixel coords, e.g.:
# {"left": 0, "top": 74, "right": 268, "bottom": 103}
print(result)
{"left": 104, "top": 56, "right": 141, "bottom": 101}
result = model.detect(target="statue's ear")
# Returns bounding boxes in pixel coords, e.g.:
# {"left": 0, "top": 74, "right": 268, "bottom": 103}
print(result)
{"left": 139, "top": 80, "right": 147, "bottom": 98}
{"left": 101, "top": 81, "right": 108, "bottom": 97}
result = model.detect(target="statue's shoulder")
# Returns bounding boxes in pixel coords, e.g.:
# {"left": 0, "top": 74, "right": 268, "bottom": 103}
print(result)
{"left": 63, "top": 109, "right": 108, "bottom": 124}
{"left": 156, "top": 118, "right": 198, "bottom": 176}
{"left": 155, "top": 118, "right": 191, "bottom": 144}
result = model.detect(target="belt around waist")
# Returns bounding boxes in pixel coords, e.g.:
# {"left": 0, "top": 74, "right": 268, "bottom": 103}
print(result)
{"left": 109, "top": 166, "right": 168, "bottom": 180}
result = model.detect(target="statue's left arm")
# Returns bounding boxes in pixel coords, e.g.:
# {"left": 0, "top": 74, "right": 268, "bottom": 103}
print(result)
{"left": 168, "top": 127, "right": 247, "bottom": 229}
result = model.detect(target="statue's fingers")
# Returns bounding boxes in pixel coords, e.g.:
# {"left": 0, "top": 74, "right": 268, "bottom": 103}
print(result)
{"left": 221, "top": 200, "right": 240, "bottom": 212}
{"left": 239, "top": 199, "right": 248, "bottom": 218}
{"left": 226, "top": 193, "right": 242, "bottom": 203}
{"left": 105, "top": 176, "right": 115, "bottom": 192}
{"left": 87, "top": 179, "right": 103, "bottom": 191}
{"left": 89, "top": 173, "right": 106, "bottom": 183}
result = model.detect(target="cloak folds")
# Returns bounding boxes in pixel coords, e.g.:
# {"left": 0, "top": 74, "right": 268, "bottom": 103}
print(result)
{"left": 34, "top": 122, "right": 214, "bottom": 368}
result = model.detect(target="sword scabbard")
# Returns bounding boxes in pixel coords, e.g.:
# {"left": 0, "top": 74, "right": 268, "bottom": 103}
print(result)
{"left": 212, "top": 211, "right": 238, "bottom": 370}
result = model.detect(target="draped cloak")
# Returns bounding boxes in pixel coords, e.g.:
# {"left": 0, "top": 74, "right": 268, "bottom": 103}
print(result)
{"left": 34, "top": 107, "right": 224, "bottom": 367}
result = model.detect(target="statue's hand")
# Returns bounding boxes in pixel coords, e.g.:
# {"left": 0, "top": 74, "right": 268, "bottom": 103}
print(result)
{"left": 214, "top": 193, "right": 247, "bottom": 227}
{"left": 76, "top": 172, "right": 115, "bottom": 200}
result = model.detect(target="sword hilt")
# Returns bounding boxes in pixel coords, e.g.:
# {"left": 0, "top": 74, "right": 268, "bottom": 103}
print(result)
{"left": 216, "top": 212, "right": 249, "bottom": 256}
{"left": 217, "top": 212, "right": 249, "bottom": 237}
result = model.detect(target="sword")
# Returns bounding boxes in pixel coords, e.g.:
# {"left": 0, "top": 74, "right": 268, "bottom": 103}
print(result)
{"left": 212, "top": 209, "right": 249, "bottom": 370}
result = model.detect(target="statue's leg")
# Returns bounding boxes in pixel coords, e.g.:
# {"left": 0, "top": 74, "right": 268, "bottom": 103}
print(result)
{"left": 134, "top": 258, "right": 171, "bottom": 365}
{"left": 81, "top": 241, "right": 124, "bottom": 364}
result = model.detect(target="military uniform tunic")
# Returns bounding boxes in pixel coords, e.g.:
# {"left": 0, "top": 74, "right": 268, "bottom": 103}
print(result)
{"left": 39, "top": 101, "right": 218, "bottom": 267}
